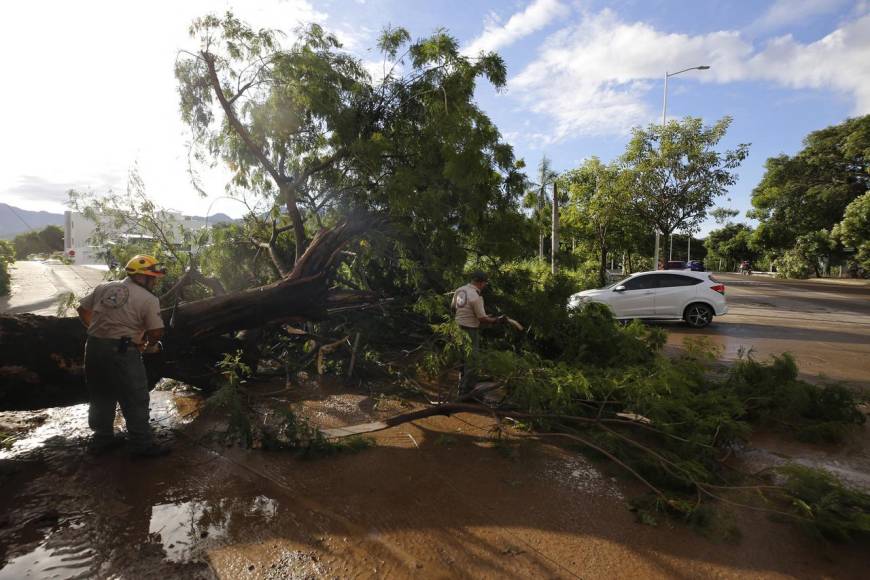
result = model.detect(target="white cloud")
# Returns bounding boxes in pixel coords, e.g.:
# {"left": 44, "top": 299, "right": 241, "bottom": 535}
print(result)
{"left": 463, "top": 0, "right": 569, "bottom": 56}
{"left": 0, "top": 0, "right": 326, "bottom": 216}
{"left": 509, "top": 9, "right": 870, "bottom": 141}
{"left": 510, "top": 10, "right": 750, "bottom": 139}
{"left": 748, "top": 0, "right": 848, "bottom": 34}
{"left": 748, "top": 16, "right": 870, "bottom": 111}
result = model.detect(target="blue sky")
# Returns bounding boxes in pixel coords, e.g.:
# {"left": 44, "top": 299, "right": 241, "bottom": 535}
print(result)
{"left": 2, "top": 0, "right": 868, "bottom": 235}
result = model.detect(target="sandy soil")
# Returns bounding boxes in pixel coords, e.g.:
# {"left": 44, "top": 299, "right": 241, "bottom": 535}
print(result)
{"left": 1, "top": 381, "right": 868, "bottom": 580}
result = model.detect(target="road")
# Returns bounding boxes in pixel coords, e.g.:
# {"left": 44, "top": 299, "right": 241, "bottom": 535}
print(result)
{"left": 0, "top": 261, "right": 107, "bottom": 316}
{"left": 665, "top": 273, "right": 870, "bottom": 388}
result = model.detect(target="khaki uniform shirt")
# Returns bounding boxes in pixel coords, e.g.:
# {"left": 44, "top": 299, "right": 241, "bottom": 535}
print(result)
{"left": 452, "top": 283, "right": 487, "bottom": 328}
{"left": 79, "top": 277, "right": 164, "bottom": 342}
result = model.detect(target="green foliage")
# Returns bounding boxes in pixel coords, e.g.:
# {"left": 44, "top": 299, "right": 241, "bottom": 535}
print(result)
{"left": 832, "top": 192, "right": 870, "bottom": 271}
{"left": 178, "top": 12, "right": 527, "bottom": 295}
{"left": 772, "top": 230, "right": 834, "bottom": 278}
{"left": 0, "top": 240, "right": 14, "bottom": 264}
{"left": 711, "top": 206, "right": 740, "bottom": 225}
{"left": 487, "top": 260, "right": 595, "bottom": 350}
{"left": 198, "top": 222, "right": 281, "bottom": 291}
{"left": 750, "top": 114, "right": 869, "bottom": 252}
{"left": 12, "top": 225, "right": 63, "bottom": 259}
{"left": 0, "top": 240, "right": 12, "bottom": 296}
{"left": 778, "top": 465, "right": 870, "bottom": 542}
{"left": 774, "top": 249, "right": 814, "bottom": 279}
{"left": 726, "top": 353, "right": 864, "bottom": 442}
{"left": 0, "top": 261, "right": 9, "bottom": 297}
{"left": 209, "top": 351, "right": 254, "bottom": 446}
{"left": 436, "top": 332, "right": 863, "bottom": 516}
{"left": 560, "top": 159, "right": 636, "bottom": 286}
{"left": 558, "top": 303, "right": 665, "bottom": 367}
{"left": 704, "top": 223, "right": 758, "bottom": 269}
{"left": 264, "top": 407, "right": 374, "bottom": 458}
{"left": 622, "top": 116, "right": 749, "bottom": 239}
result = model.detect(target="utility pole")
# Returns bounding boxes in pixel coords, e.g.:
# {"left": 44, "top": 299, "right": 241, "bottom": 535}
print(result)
{"left": 538, "top": 192, "right": 545, "bottom": 261}
{"left": 551, "top": 181, "right": 559, "bottom": 274}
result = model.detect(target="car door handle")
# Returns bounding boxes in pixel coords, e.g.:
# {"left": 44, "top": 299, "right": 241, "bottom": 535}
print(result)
{"left": 643, "top": 291, "right": 654, "bottom": 295}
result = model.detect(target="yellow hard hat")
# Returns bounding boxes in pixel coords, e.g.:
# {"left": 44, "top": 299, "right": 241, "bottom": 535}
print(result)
{"left": 125, "top": 254, "right": 167, "bottom": 277}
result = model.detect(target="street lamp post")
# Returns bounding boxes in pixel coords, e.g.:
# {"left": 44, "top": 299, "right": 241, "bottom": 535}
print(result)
{"left": 654, "top": 65, "right": 710, "bottom": 269}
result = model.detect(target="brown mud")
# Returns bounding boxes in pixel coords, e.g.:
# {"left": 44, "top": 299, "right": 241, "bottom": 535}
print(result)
{"left": 1, "top": 378, "right": 868, "bottom": 579}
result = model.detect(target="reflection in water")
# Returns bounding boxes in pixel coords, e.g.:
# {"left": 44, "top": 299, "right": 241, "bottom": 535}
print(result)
{"left": 0, "top": 392, "right": 203, "bottom": 460}
{"left": 0, "top": 404, "right": 91, "bottom": 458}
{"left": 148, "top": 496, "right": 278, "bottom": 564}
{"left": 0, "top": 533, "right": 94, "bottom": 579}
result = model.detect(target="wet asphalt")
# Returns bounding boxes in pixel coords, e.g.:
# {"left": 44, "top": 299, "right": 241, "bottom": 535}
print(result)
{"left": 664, "top": 273, "right": 870, "bottom": 388}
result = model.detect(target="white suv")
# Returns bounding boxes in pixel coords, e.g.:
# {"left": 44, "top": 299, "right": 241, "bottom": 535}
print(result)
{"left": 568, "top": 271, "right": 728, "bottom": 328}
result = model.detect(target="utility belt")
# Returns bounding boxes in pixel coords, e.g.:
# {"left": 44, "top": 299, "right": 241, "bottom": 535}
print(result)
{"left": 88, "top": 335, "right": 135, "bottom": 353}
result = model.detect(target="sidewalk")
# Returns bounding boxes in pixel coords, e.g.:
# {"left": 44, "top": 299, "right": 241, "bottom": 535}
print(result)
{"left": 0, "top": 261, "right": 107, "bottom": 316}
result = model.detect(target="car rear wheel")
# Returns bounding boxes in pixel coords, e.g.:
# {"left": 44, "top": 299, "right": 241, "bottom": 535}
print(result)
{"left": 684, "top": 303, "right": 713, "bottom": 328}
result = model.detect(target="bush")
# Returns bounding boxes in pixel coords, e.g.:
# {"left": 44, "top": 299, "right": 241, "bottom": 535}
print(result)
{"left": 0, "top": 261, "right": 9, "bottom": 296}
{"left": 774, "top": 250, "right": 814, "bottom": 279}
{"left": 726, "top": 353, "right": 865, "bottom": 442}
{"left": 0, "top": 240, "right": 14, "bottom": 264}
{"left": 558, "top": 303, "right": 665, "bottom": 367}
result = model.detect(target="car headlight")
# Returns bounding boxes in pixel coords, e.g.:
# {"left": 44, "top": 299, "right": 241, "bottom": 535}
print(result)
{"left": 569, "top": 295, "right": 590, "bottom": 308}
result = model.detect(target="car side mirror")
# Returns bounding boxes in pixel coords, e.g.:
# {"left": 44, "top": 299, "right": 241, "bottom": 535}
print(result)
{"left": 613, "top": 285, "right": 626, "bottom": 292}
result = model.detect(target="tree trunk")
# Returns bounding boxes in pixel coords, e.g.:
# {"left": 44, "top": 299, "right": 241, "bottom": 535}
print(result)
{"left": 0, "top": 221, "right": 374, "bottom": 411}
{"left": 280, "top": 183, "right": 308, "bottom": 263}
{"left": 551, "top": 182, "right": 559, "bottom": 275}
{"left": 599, "top": 242, "right": 608, "bottom": 288}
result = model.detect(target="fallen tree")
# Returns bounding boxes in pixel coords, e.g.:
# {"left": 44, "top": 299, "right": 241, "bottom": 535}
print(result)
{"left": 0, "top": 221, "right": 375, "bottom": 411}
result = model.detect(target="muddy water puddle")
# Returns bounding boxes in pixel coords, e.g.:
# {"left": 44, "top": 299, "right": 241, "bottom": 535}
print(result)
{"left": 2, "top": 385, "right": 870, "bottom": 578}
{"left": 738, "top": 427, "right": 870, "bottom": 491}
{"left": 0, "top": 391, "right": 203, "bottom": 460}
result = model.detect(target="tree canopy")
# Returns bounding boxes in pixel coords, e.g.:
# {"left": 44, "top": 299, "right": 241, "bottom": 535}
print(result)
{"left": 176, "top": 13, "right": 526, "bottom": 293}
{"left": 832, "top": 192, "right": 870, "bottom": 271}
{"left": 750, "top": 114, "right": 869, "bottom": 252}
{"left": 12, "top": 225, "right": 63, "bottom": 259}
{"left": 560, "top": 159, "right": 633, "bottom": 285}
{"left": 622, "top": 116, "right": 749, "bottom": 241}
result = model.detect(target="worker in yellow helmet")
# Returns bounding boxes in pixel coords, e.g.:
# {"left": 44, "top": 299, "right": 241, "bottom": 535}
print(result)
{"left": 77, "top": 255, "right": 170, "bottom": 457}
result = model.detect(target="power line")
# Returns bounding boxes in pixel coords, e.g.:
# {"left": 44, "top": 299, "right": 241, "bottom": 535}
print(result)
{"left": 5, "top": 204, "right": 35, "bottom": 231}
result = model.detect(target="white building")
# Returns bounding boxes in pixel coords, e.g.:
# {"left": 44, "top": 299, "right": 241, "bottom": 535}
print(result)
{"left": 63, "top": 210, "right": 211, "bottom": 265}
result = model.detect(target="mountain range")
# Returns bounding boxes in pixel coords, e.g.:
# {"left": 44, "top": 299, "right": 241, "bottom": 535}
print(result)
{"left": 0, "top": 203, "right": 234, "bottom": 239}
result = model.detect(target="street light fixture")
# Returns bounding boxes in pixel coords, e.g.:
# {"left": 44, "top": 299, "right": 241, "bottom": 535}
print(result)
{"left": 654, "top": 64, "right": 710, "bottom": 269}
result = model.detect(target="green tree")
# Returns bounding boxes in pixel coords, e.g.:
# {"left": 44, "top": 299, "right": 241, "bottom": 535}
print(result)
{"left": 704, "top": 223, "right": 758, "bottom": 270}
{"left": 12, "top": 225, "right": 64, "bottom": 259}
{"left": 750, "top": 115, "right": 869, "bottom": 252}
{"left": 832, "top": 192, "right": 870, "bottom": 272}
{"left": 622, "top": 116, "right": 749, "bottom": 258}
{"left": 523, "top": 156, "right": 558, "bottom": 261}
{"left": 0, "top": 239, "right": 13, "bottom": 296}
{"left": 0, "top": 240, "right": 14, "bottom": 264}
{"left": 710, "top": 206, "right": 740, "bottom": 225}
{"left": 177, "top": 13, "right": 525, "bottom": 293}
{"left": 561, "top": 159, "right": 630, "bottom": 286}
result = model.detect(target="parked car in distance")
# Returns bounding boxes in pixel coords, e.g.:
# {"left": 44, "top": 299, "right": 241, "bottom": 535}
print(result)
{"left": 568, "top": 270, "right": 727, "bottom": 328}
{"left": 664, "top": 260, "right": 686, "bottom": 270}
{"left": 687, "top": 260, "right": 705, "bottom": 271}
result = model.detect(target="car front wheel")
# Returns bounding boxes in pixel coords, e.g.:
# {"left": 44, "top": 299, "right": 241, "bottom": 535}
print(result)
{"left": 684, "top": 303, "right": 713, "bottom": 328}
